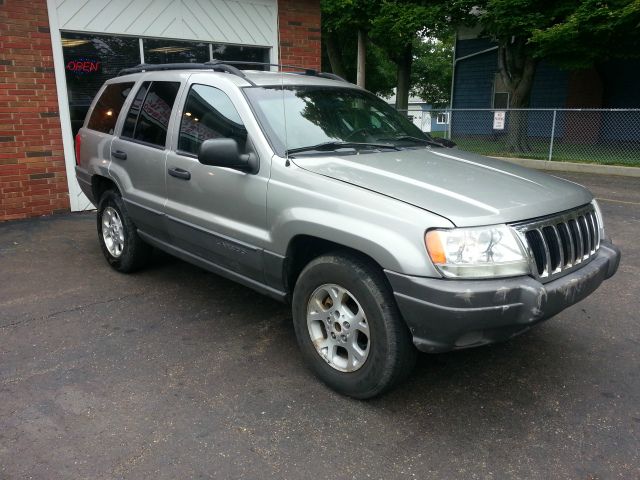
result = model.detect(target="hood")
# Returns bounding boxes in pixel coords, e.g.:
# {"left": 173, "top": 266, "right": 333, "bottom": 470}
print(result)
{"left": 292, "top": 148, "right": 593, "bottom": 227}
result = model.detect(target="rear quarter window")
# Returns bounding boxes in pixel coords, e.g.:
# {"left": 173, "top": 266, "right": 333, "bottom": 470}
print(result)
{"left": 87, "top": 82, "right": 134, "bottom": 134}
{"left": 121, "top": 81, "right": 181, "bottom": 148}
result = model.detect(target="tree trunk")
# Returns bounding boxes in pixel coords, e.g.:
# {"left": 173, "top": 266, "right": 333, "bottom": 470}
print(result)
{"left": 356, "top": 29, "right": 366, "bottom": 88}
{"left": 395, "top": 43, "right": 413, "bottom": 112}
{"left": 325, "top": 32, "right": 348, "bottom": 79}
{"left": 497, "top": 42, "right": 538, "bottom": 153}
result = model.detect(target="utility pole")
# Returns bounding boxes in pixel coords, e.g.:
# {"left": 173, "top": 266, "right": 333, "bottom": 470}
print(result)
{"left": 356, "top": 29, "right": 366, "bottom": 88}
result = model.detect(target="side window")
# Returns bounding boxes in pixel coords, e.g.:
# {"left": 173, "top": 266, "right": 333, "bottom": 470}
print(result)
{"left": 178, "top": 84, "right": 247, "bottom": 156}
{"left": 86, "top": 82, "right": 134, "bottom": 134}
{"left": 121, "top": 81, "right": 150, "bottom": 138}
{"left": 493, "top": 73, "right": 510, "bottom": 109}
{"left": 121, "top": 81, "right": 181, "bottom": 147}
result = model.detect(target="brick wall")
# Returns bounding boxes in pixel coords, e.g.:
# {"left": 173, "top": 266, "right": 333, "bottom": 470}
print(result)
{"left": 0, "top": 0, "right": 69, "bottom": 221}
{"left": 278, "top": 0, "right": 321, "bottom": 71}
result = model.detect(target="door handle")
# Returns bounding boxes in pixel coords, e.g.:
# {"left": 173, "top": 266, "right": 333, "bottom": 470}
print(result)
{"left": 168, "top": 167, "right": 191, "bottom": 181}
{"left": 111, "top": 150, "right": 127, "bottom": 160}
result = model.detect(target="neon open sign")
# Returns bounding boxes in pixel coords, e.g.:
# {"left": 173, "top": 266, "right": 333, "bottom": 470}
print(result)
{"left": 66, "top": 58, "right": 101, "bottom": 74}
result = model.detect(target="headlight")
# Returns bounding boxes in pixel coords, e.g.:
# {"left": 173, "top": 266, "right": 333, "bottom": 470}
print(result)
{"left": 425, "top": 225, "right": 530, "bottom": 278}
{"left": 591, "top": 199, "right": 605, "bottom": 239}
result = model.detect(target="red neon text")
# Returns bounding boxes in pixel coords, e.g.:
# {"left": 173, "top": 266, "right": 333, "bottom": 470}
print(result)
{"left": 66, "top": 60, "right": 101, "bottom": 73}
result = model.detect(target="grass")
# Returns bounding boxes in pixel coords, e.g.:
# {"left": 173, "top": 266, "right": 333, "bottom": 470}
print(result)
{"left": 432, "top": 135, "right": 640, "bottom": 167}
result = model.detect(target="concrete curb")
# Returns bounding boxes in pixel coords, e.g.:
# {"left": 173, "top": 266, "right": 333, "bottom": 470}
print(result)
{"left": 493, "top": 157, "right": 640, "bottom": 177}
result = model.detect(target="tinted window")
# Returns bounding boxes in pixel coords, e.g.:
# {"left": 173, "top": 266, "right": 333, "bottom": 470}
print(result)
{"left": 122, "top": 81, "right": 180, "bottom": 147}
{"left": 121, "top": 81, "right": 150, "bottom": 138}
{"left": 178, "top": 84, "right": 247, "bottom": 155}
{"left": 86, "top": 82, "right": 134, "bottom": 134}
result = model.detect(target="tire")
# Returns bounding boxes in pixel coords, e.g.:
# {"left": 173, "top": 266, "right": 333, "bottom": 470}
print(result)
{"left": 292, "top": 252, "right": 416, "bottom": 399}
{"left": 96, "top": 189, "right": 152, "bottom": 273}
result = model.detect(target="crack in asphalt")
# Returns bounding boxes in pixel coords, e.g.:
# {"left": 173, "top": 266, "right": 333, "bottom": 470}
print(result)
{"left": 0, "top": 292, "right": 147, "bottom": 329}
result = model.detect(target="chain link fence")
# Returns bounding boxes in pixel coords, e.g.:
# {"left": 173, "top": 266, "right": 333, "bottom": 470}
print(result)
{"left": 399, "top": 108, "right": 640, "bottom": 167}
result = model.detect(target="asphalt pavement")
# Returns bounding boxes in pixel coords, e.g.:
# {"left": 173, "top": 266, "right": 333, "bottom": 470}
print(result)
{"left": 1, "top": 172, "right": 639, "bottom": 479}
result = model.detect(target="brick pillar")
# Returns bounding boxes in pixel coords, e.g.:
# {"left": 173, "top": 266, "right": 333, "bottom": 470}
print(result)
{"left": 278, "top": 0, "right": 321, "bottom": 71}
{"left": 0, "top": 0, "right": 69, "bottom": 221}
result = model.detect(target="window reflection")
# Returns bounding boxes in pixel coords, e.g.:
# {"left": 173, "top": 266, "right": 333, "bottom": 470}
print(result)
{"left": 143, "top": 38, "right": 209, "bottom": 64}
{"left": 62, "top": 32, "right": 140, "bottom": 137}
{"left": 178, "top": 84, "right": 247, "bottom": 155}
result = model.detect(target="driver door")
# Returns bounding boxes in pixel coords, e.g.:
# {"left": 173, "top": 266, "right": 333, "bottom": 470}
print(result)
{"left": 164, "top": 80, "right": 268, "bottom": 283}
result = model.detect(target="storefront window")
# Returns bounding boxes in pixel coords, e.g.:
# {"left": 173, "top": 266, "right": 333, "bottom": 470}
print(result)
{"left": 62, "top": 32, "right": 141, "bottom": 137}
{"left": 61, "top": 32, "right": 272, "bottom": 141}
{"left": 211, "top": 44, "right": 270, "bottom": 69}
{"left": 143, "top": 39, "right": 209, "bottom": 64}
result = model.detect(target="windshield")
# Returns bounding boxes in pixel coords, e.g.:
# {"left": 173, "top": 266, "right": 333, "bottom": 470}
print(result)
{"left": 244, "top": 86, "right": 436, "bottom": 156}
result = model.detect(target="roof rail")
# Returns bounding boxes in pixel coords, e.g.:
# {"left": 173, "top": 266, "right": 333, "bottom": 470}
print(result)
{"left": 209, "top": 60, "right": 348, "bottom": 83}
{"left": 117, "top": 61, "right": 348, "bottom": 85}
{"left": 117, "top": 62, "right": 257, "bottom": 86}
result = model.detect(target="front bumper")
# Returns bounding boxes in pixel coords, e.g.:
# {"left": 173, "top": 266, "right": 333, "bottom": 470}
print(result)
{"left": 386, "top": 241, "right": 621, "bottom": 353}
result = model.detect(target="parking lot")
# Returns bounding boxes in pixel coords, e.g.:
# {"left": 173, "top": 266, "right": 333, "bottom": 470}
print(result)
{"left": 1, "top": 171, "right": 639, "bottom": 479}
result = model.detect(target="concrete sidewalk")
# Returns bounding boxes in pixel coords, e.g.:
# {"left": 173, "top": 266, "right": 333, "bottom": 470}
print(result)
{"left": 1, "top": 172, "right": 639, "bottom": 479}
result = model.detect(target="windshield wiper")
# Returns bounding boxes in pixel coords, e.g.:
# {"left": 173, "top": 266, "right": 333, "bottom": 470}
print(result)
{"left": 378, "top": 135, "right": 444, "bottom": 147}
{"left": 286, "top": 141, "right": 399, "bottom": 156}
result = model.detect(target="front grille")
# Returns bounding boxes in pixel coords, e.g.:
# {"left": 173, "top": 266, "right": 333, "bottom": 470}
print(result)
{"left": 512, "top": 204, "right": 600, "bottom": 281}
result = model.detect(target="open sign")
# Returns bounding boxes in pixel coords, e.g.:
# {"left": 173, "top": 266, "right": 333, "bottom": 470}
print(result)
{"left": 66, "top": 59, "right": 101, "bottom": 74}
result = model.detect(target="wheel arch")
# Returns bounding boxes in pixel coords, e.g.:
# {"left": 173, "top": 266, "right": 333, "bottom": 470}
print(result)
{"left": 91, "top": 175, "right": 118, "bottom": 203}
{"left": 283, "top": 234, "right": 388, "bottom": 297}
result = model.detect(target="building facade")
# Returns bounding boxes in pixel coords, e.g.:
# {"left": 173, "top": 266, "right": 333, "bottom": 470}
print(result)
{"left": 450, "top": 27, "right": 640, "bottom": 146}
{"left": 452, "top": 27, "right": 640, "bottom": 112}
{"left": 0, "top": 0, "right": 321, "bottom": 221}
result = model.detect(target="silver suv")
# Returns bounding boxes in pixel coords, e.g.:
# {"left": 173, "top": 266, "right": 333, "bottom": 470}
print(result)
{"left": 75, "top": 62, "right": 620, "bottom": 398}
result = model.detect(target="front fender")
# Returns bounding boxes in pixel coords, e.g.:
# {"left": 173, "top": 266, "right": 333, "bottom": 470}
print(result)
{"left": 267, "top": 163, "right": 454, "bottom": 277}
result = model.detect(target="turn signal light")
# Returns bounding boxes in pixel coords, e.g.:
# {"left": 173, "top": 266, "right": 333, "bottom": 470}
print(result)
{"left": 425, "top": 231, "right": 446, "bottom": 265}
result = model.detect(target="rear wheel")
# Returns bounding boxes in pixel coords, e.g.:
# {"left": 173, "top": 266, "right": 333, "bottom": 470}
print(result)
{"left": 97, "top": 189, "right": 151, "bottom": 272}
{"left": 292, "top": 252, "right": 416, "bottom": 399}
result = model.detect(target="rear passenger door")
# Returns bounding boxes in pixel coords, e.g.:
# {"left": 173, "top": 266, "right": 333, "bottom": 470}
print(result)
{"left": 109, "top": 80, "right": 181, "bottom": 240}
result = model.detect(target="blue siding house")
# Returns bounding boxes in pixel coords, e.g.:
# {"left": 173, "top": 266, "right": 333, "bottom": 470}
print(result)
{"left": 451, "top": 27, "right": 640, "bottom": 141}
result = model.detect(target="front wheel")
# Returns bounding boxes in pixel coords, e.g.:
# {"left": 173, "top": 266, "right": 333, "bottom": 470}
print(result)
{"left": 97, "top": 189, "right": 151, "bottom": 273}
{"left": 292, "top": 252, "right": 416, "bottom": 399}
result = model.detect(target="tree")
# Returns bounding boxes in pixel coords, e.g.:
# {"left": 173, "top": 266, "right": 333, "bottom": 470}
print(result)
{"left": 474, "top": 0, "right": 640, "bottom": 152}
{"left": 322, "top": 0, "right": 474, "bottom": 110}
{"left": 369, "top": 2, "right": 475, "bottom": 110}
{"left": 322, "top": 0, "right": 378, "bottom": 87}
{"left": 411, "top": 35, "right": 455, "bottom": 108}
{"left": 321, "top": 18, "right": 397, "bottom": 96}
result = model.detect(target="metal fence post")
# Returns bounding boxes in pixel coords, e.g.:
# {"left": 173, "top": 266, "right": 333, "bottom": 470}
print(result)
{"left": 548, "top": 109, "right": 557, "bottom": 161}
{"left": 447, "top": 109, "right": 452, "bottom": 140}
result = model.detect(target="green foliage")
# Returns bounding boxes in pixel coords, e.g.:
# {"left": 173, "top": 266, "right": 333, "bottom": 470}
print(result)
{"left": 411, "top": 35, "right": 454, "bottom": 107}
{"left": 321, "top": 0, "right": 472, "bottom": 108}
{"left": 529, "top": 0, "right": 640, "bottom": 68}
{"left": 368, "top": 2, "right": 439, "bottom": 61}
{"left": 476, "top": 0, "right": 640, "bottom": 68}
{"left": 321, "top": 0, "right": 379, "bottom": 31}
{"left": 320, "top": 18, "right": 396, "bottom": 95}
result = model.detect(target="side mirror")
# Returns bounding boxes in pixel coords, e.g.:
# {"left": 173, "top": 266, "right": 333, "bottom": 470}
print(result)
{"left": 198, "top": 138, "right": 258, "bottom": 173}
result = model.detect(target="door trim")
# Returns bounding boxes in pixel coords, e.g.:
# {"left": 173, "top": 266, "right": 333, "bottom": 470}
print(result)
{"left": 138, "top": 230, "right": 287, "bottom": 302}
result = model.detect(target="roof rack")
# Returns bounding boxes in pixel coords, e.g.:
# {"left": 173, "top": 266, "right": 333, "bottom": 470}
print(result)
{"left": 117, "top": 62, "right": 258, "bottom": 86}
{"left": 117, "top": 60, "right": 348, "bottom": 85}
{"left": 213, "top": 60, "right": 348, "bottom": 82}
